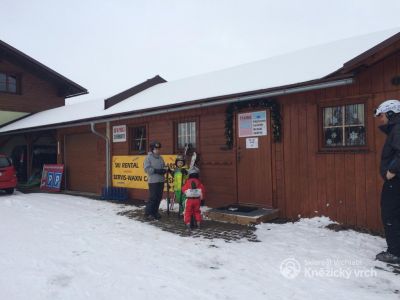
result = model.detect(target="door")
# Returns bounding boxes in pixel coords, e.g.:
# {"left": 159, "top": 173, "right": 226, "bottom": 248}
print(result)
{"left": 236, "top": 109, "right": 273, "bottom": 207}
{"left": 65, "top": 133, "right": 99, "bottom": 193}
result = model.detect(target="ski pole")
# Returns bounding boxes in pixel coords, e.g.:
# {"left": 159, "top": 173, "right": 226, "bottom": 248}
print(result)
{"left": 178, "top": 144, "right": 190, "bottom": 218}
{"left": 166, "top": 168, "right": 171, "bottom": 216}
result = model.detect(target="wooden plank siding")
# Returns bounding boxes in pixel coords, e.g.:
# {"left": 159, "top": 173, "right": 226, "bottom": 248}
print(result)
{"left": 51, "top": 49, "right": 400, "bottom": 232}
{"left": 277, "top": 50, "right": 400, "bottom": 231}
{"left": 0, "top": 60, "right": 64, "bottom": 112}
{"left": 109, "top": 105, "right": 236, "bottom": 206}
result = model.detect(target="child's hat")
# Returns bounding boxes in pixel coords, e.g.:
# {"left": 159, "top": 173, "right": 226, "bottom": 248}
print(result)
{"left": 175, "top": 154, "right": 185, "bottom": 163}
{"left": 188, "top": 166, "right": 200, "bottom": 175}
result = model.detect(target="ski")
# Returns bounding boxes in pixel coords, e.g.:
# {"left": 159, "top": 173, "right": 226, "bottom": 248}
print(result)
{"left": 178, "top": 144, "right": 190, "bottom": 218}
{"left": 188, "top": 151, "right": 198, "bottom": 229}
{"left": 166, "top": 167, "right": 171, "bottom": 216}
{"left": 387, "top": 263, "right": 400, "bottom": 273}
{"left": 375, "top": 264, "right": 400, "bottom": 275}
{"left": 189, "top": 151, "right": 197, "bottom": 169}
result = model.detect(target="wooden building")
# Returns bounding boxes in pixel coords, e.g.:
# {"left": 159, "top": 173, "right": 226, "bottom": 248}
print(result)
{"left": 0, "top": 40, "right": 87, "bottom": 180}
{"left": 2, "top": 30, "right": 400, "bottom": 232}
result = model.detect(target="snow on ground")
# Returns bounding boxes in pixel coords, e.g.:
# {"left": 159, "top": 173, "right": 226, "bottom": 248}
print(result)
{"left": 0, "top": 192, "right": 399, "bottom": 300}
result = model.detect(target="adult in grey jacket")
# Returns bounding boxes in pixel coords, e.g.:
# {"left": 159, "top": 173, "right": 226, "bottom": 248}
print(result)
{"left": 375, "top": 99, "right": 400, "bottom": 264}
{"left": 143, "top": 141, "right": 166, "bottom": 220}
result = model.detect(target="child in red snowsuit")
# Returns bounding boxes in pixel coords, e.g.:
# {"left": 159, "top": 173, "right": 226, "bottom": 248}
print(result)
{"left": 182, "top": 166, "right": 205, "bottom": 229}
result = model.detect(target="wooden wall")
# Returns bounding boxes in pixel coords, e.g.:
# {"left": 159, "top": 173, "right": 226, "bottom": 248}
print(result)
{"left": 0, "top": 59, "right": 64, "bottom": 112}
{"left": 49, "top": 50, "right": 400, "bottom": 232}
{"left": 111, "top": 105, "right": 236, "bottom": 206}
{"left": 107, "top": 50, "right": 400, "bottom": 232}
{"left": 277, "top": 50, "right": 400, "bottom": 231}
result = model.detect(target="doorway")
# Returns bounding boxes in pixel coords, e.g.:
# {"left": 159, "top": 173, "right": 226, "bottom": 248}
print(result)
{"left": 236, "top": 109, "right": 273, "bottom": 207}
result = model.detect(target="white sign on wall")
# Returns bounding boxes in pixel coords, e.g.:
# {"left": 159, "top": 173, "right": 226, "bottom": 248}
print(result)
{"left": 238, "top": 111, "right": 267, "bottom": 137}
{"left": 113, "top": 125, "right": 127, "bottom": 142}
{"left": 246, "top": 137, "right": 259, "bottom": 149}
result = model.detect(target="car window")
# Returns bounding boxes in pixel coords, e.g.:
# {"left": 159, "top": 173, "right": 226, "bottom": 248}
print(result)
{"left": 0, "top": 157, "right": 11, "bottom": 168}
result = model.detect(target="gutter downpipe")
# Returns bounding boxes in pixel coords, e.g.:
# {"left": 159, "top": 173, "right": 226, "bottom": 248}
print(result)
{"left": 90, "top": 122, "right": 110, "bottom": 189}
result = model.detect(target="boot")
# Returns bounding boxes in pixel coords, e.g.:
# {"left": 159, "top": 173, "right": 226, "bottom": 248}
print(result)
{"left": 376, "top": 251, "right": 400, "bottom": 264}
{"left": 144, "top": 214, "right": 155, "bottom": 221}
{"left": 196, "top": 222, "right": 201, "bottom": 229}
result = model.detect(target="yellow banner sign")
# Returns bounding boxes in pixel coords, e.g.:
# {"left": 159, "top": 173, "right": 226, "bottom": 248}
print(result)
{"left": 112, "top": 155, "right": 177, "bottom": 190}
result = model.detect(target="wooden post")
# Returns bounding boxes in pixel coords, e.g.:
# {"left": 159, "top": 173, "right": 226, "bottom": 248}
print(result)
{"left": 25, "top": 134, "right": 32, "bottom": 182}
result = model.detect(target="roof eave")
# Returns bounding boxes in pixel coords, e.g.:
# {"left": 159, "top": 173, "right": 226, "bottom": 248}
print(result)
{"left": 0, "top": 40, "right": 88, "bottom": 98}
{"left": 0, "top": 75, "right": 354, "bottom": 136}
{"left": 325, "top": 31, "right": 400, "bottom": 78}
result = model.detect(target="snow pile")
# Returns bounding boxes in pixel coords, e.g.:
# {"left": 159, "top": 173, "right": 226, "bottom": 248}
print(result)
{"left": 0, "top": 192, "right": 398, "bottom": 300}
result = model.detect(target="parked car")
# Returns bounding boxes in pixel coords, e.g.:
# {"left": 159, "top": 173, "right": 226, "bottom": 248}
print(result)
{"left": 0, "top": 155, "right": 17, "bottom": 194}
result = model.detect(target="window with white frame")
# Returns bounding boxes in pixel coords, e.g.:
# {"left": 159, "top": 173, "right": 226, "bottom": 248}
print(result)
{"left": 130, "top": 125, "right": 147, "bottom": 153}
{"left": 322, "top": 103, "right": 366, "bottom": 147}
{"left": 177, "top": 121, "right": 196, "bottom": 149}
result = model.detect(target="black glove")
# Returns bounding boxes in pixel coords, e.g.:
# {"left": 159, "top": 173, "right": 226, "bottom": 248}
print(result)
{"left": 154, "top": 168, "right": 167, "bottom": 175}
{"left": 201, "top": 199, "right": 205, "bottom": 207}
{"left": 181, "top": 169, "right": 188, "bottom": 176}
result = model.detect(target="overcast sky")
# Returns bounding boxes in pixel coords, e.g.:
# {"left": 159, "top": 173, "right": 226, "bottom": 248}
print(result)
{"left": 1, "top": 0, "right": 400, "bottom": 103}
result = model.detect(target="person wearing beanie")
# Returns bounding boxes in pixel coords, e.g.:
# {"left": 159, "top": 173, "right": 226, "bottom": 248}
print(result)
{"left": 143, "top": 141, "right": 166, "bottom": 220}
{"left": 374, "top": 99, "right": 400, "bottom": 264}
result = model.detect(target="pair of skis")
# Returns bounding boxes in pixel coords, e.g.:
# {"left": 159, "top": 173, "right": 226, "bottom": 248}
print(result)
{"left": 375, "top": 263, "right": 400, "bottom": 275}
{"left": 178, "top": 145, "right": 197, "bottom": 218}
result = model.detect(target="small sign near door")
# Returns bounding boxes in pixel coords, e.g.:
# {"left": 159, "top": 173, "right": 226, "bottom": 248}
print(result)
{"left": 238, "top": 111, "right": 267, "bottom": 137}
{"left": 113, "top": 125, "right": 127, "bottom": 142}
{"left": 246, "top": 137, "right": 259, "bottom": 149}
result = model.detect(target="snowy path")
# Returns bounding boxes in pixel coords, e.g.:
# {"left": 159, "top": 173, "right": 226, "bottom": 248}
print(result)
{"left": 0, "top": 192, "right": 399, "bottom": 300}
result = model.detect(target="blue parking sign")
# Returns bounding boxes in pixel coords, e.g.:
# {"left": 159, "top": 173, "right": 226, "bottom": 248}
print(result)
{"left": 47, "top": 172, "right": 54, "bottom": 187}
{"left": 40, "top": 164, "right": 65, "bottom": 192}
{"left": 53, "top": 173, "right": 62, "bottom": 188}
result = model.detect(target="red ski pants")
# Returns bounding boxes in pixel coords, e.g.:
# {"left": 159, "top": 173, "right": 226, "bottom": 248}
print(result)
{"left": 184, "top": 198, "right": 202, "bottom": 224}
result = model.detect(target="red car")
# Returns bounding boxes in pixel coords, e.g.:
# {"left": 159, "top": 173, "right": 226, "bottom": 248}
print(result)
{"left": 0, "top": 155, "right": 17, "bottom": 194}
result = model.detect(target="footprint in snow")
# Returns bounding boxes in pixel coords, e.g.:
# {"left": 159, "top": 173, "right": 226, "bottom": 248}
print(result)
{"left": 49, "top": 274, "right": 72, "bottom": 287}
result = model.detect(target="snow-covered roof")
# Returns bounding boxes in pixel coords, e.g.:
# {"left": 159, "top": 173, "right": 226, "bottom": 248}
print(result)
{"left": 1, "top": 28, "right": 399, "bottom": 133}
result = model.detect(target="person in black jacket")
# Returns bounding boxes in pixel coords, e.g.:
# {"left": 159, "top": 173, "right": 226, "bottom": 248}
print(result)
{"left": 143, "top": 141, "right": 166, "bottom": 220}
{"left": 374, "top": 99, "right": 400, "bottom": 264}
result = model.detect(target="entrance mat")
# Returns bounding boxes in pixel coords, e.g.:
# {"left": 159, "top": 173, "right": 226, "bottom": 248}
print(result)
{"left": 206, "top": 206, "right": 279, "bottom": 225}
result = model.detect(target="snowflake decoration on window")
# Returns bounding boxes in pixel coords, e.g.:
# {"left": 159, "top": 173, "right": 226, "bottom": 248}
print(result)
{"left": 349, "top": 131, "right": 358, "bottom": 141}
{"left": 326, "top": 139, "right": 332, "bottom": 145}
{"left": 331, "top": 132, "right": 337, "bottom": 139}
{"left": 332, "top": 116, "right": 338, "bottom": 125}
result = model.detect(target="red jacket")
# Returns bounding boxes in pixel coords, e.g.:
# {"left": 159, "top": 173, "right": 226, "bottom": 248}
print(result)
{"left": 182, "top": 178, "right": 206, "bottom": 200}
